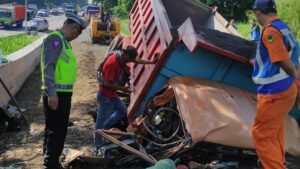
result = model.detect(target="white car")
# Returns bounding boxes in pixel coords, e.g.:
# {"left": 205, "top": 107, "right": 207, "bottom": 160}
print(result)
{"left": 50, "top": 8, "right": 60, "bottom": 16}
{"left": 57, "top": 7, "right": 65, "bottom": 14}
{"left": 29, "top": 18, "right": 49, "bottom": 31}
{"left": 64, "top": 5, "right": 77, "bottom": 14}
{"left": 37, "top": 9, "right": 49, "bottom": 17}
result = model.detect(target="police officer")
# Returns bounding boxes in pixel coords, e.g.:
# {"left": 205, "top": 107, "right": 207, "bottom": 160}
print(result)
{"left": 40, "top": 12, "right": 87, "bottom": 169}
{"left": 252, "top": 0, "right": 300, "bottom": 168}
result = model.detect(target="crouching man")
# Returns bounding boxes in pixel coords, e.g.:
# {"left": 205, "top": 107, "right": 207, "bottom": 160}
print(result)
{"left": 94, "top": 45, "right": 157, "bottom": 155}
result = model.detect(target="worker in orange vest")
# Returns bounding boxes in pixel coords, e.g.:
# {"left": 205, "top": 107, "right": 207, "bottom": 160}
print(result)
{"left": 252, "top": 0, "right": 300, "bottom": 168}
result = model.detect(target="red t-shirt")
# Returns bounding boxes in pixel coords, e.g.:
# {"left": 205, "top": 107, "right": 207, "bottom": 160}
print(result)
{"left": 99, "top": 53, "right": 121, "bottom": 98}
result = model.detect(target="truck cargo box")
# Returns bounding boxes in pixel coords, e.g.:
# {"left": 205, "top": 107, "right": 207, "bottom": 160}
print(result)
{"left": 14, "top": 5, "right": 25, "bottom": 22}
{"left": 122, "top": 0, "right": 252, "bottom": 120}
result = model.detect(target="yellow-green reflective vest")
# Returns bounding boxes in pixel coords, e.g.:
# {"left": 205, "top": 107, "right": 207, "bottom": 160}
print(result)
{"left": 41, "top": 31, "right": 77, "bottom": 92}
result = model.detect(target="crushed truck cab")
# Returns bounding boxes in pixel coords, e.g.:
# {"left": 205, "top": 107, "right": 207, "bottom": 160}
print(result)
{"left": 65, "top": 0, "right": 300, "bottom": 168}
{"left": 115, "top": 0, "right": 300, "bottom": 161}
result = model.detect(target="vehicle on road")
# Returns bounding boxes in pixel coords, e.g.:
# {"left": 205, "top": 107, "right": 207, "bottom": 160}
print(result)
{"left": 90, "top": 16, "right": 120, "bottom": 44}
{"left": 84, "top": 5, "right": 100, "bottom": 22}
{"left": 28, "top": 4, "right": 38, "bottom": 13}
{"left": 57, "top": 7, "right": 64, "bottom": 14}
{"left": 0, "top": 4, "right": 25, "bottom": 28}
{"left": 29, "top": 18, "right": 48, "bottom": 31}
{"left": 37, "top": 9, "right": 49, "bottom": 17}
{"left": 64, "top": 5, "right": 77, "bottom": 15}
{"left": 50, "top": 8, "right": 60, "bottom": 16}
{"left": 79, "top": 6, "right": 86, "bottom": 12}
{"left": 27, "top": 8, "right": 36, "bottom": 20}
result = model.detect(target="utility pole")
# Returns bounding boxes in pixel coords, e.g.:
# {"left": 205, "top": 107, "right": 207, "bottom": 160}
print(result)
{"left": 25, "top": 0, "right": 28, "bottom": 32}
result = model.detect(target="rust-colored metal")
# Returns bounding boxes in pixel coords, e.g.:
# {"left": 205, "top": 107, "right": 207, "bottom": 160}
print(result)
{"left": 102, "top": 129, "right": 134, "bottom": 137}
{"left": 152, "top": 87, "right": 175, "bottom": 106}
{"left": 126, "top": 116, "right": 148, "bottom": 135}
{"left": 125, "top": 0, "right": 176, "bottom": 121}
{"left": 156, "top": 141, "right": 188, "bottom": 160}
{"left": 97, "top": 129, "right": 158, "bottom": 165}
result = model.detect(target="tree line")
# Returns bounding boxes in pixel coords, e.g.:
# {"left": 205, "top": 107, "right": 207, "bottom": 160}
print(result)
{"left": 92, "top": 0, "right": 134, "bottom": 18}
{"left": 198, "top": 0, "right": 255, "bottom": 20}
{"left": 92, "top": 0, "right": 254, "bottom": 20}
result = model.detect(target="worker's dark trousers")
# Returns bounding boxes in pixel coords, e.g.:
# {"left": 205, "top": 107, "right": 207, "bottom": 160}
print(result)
{"left": 43, "top": 92, "right": 72, "bottom": 169}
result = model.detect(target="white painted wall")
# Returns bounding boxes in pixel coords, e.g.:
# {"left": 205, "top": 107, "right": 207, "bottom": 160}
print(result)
{"left": 0, "top": 35, "right": 46, "bottom": 105}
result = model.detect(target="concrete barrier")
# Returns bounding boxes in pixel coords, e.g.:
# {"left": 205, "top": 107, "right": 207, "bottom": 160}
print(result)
{"left": 0, "top": 35, "right": 46, "bottom": 105}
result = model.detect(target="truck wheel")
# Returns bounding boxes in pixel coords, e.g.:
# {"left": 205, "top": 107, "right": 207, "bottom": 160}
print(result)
{"left": 4, "top": 25, "right": 11, "bottom": 29}
{"left": 16, "top": 21, "right": 23, "bottom": 28}
{"left": 91, "top": 38, "right": 97, "bottom": 44}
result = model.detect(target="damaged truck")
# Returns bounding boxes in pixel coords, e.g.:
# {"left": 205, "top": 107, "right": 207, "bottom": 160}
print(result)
{"left": 67, "top": 0, "right": 300, "bottom": 168}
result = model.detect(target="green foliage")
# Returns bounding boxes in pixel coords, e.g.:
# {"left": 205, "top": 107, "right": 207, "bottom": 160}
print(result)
{"left": 113, "top": 0, "right": 127, "bottom": 17}
{"left": 44, "top": 2, "right": 55, "bottom": 9}
{"left": 119, "top": 18, "right": 130, "bottom": 36}
{"left": 198, "top": 0, "right": 255, "bottom": 20}
{"left": 236, "top": 1, "right": 300, "bottom": 42}
{"left": 93, "top": 0, "right": 135, "bottom": 17}
{"left": 276, "top": 0, "right": 300, "bottom": 41}
{"left": 236, "top": 21, "right": 252, "bottom": 39}
{"left": 113, "top": 0, "right": 135, "bottom": 17}
{"left": 92, "top": 0, "right": 118, "bottom": 14}
{"left": 0, "top": 34, "right": 40, "bottom": 57}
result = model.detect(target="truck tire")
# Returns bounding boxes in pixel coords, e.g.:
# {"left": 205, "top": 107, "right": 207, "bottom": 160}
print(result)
{"left": 4, "top": 24, "right": 11, "bottom": 29}
{"left": 91, "top": 37, "right": 97, "bottom": 44}
{"left": 16, "top": 21, "right": 23, "bottom": 28}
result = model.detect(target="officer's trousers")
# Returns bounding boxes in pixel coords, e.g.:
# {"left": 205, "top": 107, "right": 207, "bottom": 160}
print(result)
{"left": 43, "top": 92, "right": 72, "bottom": 169}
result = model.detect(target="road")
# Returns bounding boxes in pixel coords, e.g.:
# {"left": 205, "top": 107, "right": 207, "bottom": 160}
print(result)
{"left": 0, "top": 15, "right": 67, "bottom": 37}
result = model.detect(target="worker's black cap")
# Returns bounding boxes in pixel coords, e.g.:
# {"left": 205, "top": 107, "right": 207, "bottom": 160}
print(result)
{"left": 253, "top": 0, "right": 276, "bottom": 11}
{"left": 65, "top": 12, "right": 88, "bottom": 30}
{"left": 124, "top": 45, "right": 138, "bottom": 60}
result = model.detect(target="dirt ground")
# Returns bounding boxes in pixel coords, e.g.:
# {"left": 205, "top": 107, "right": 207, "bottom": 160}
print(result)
{"left": 0, "top": 28, "right": 108, "bottom": 168}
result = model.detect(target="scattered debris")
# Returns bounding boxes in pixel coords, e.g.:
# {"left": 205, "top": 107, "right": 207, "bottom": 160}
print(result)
{"left": 0, "top": 104, "right": 22, "bottom": 132}
{"left": 62, "top": 148, "right": 84, "bottom": 166}
{"left": 0, "top": 78, "right": 30, "bottom": 128}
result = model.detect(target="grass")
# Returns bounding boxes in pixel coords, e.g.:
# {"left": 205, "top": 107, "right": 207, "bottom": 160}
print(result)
{"left": 0, "top": 34, "right": 40, "bottom": 58}
{"left": 120, "top": 18, "right": 130, "bottom": 25}
{"left": 118, "top": 18, "right": 130, "bottom": 36}
{"left": 236, "top": 22, "right": 251, "bottom": 40}
{"left": 236, "top": 0, "right": 300, "bottom": 42}
{"left": 276, "top": 0, "right": 300, "bottom": 42}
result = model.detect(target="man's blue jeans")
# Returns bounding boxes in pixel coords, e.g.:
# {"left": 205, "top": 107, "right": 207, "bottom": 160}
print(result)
{"left": 94, "top": 92, "right": 127, "bottom": 151}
